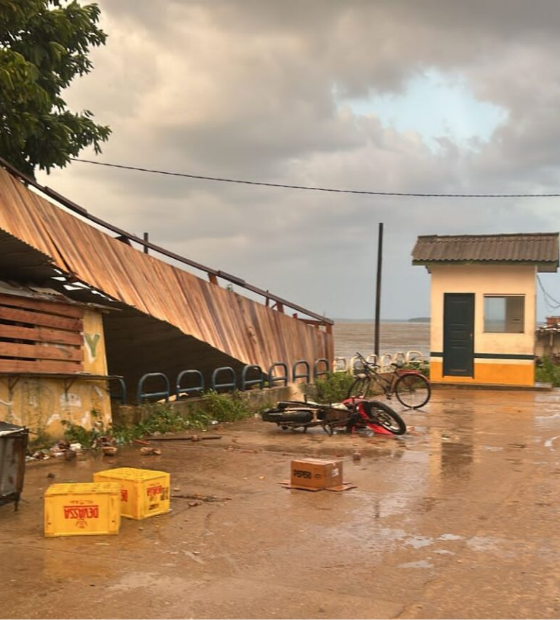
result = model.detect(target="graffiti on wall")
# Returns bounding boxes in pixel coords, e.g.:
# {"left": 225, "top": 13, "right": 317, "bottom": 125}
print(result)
{"left": 0, "top": 378, "right": 110, "bottom": 434}
{"left": 84, "top": 332, "right": 101, "bottom": 363}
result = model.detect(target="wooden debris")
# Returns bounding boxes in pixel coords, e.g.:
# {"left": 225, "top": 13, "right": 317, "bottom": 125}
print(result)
{"left": 171, "top": 493, "right": 231, "bottom": 503}
{"left": 147, "top": 435, "right": 222, "bottom": 442}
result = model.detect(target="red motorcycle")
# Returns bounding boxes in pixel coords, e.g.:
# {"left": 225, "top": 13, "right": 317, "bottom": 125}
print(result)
{"left": 261, "top": 395, "right": 406, "bottom": 436}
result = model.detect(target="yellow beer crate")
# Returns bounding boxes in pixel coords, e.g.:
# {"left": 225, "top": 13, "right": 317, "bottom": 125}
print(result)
{"left": 44, "top": 482, "right": 121, "bottom": 537}
{"left": 93, "top": 467, "right": 170, "bottom": 520}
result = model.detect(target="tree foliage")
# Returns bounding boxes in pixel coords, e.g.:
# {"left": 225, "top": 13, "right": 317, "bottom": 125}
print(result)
{"left": 0, "top": 0, "right": 111, "bottom": 176}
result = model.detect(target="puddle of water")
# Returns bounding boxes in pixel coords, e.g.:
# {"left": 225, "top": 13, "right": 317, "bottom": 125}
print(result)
{"left": 107, "top": 572, "right": 192, "bottom": 593}
{"left": 397, "top": 560, "right": 434, "bottom": 569}
{"left": 467, "top": 536, "right": 501, "bottom": 552}
{"left": 433, "top": 549, "right": 455, "bottom": 555}
{"left": 405, "top": 536, "right": 434, "bottom": 550}
{"left": 544, "top": 436, "right": 560, "bottom": 450}
{"left": 438, "top": 534, "right": 464, "bottom": 541}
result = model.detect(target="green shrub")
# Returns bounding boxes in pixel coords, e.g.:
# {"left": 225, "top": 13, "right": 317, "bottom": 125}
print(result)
{"left": 201, "top": 390, "right": 252, "bottom": 422}
{"left": 536, "top": 356, "right": 560, "bottom": 386}
{"left": 303, "top": 372, "right": 356, "bottom": 403}
{"left": 404, "top": 361, "right": 430, "bottom": 378}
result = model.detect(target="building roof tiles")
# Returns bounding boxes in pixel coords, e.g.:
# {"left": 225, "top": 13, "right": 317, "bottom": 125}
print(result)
{"left": 412, "top": 233, "right": 559, "bottom": 272}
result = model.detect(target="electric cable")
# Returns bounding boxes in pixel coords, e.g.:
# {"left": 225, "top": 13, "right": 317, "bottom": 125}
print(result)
{"left": 70, "top": 158, "right": 560, "bottom": 199}
{"left": 537, "top": 275, "right": 560, "bottom": 310}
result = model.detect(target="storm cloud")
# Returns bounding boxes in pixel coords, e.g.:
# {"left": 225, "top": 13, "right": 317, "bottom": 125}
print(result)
{"left": 40, "top": 0, "right": 560, "bottom": 319}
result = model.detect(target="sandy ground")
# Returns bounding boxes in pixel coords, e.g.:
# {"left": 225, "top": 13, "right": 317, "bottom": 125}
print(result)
{"left": 2, "top": 388, "right": 560, "bottom": 619}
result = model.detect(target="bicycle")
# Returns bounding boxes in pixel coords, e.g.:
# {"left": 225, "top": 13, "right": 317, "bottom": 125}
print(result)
{"left": 348, "top": 352, "right": 431, "bottom": 409}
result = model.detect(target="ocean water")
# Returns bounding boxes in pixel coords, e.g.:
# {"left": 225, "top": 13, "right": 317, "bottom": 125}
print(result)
{"left": 333, "top": 321, "right": 430, "bottom": 359}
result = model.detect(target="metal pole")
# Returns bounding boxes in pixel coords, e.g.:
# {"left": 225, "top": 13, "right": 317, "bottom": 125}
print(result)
{"left": 374, "top": 223, "right": 383, "bottom": 358}
{"left": 143, "top": 232, "right": 149, "bottom": 254}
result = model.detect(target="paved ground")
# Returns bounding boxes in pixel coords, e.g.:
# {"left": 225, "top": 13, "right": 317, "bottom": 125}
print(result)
{"left": 2, "top": 388, "right": 560, "bottom": 619}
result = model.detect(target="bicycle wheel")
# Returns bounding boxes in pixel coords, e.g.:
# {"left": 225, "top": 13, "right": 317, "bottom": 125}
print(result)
{"left": 365, "top": 401, "right": 407, "bottom": 435}
{"left": 394, "top": 374, "right": 430, "bottom": 409}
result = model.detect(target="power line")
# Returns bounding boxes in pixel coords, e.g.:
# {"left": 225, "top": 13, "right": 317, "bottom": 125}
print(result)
{"left": 537, "top": 275, "right": 560, "bottom": 310}
{"left": 70, "top": 158, "right": 560, "bottom": 199}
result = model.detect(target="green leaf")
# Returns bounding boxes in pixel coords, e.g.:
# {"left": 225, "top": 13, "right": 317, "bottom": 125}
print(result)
{"left": 0, "top": 0, "right": 111, "bottom": 176}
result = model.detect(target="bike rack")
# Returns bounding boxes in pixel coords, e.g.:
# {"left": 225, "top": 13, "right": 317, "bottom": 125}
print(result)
{"left": 268, "top": 362, "right": 288, "bottom": 387}
{"left": 211, "top": 367, "right": 237, "bottom": 392}
{"left": 292, "top": 360, "right": 310, "bottom": 383}
{"left": 313, "top": 358, "right": 330, "bottom": 380}
{"left": 176, "top": 370, "right": 205, "bottom": 398}
{"left": 379, "top": 353, "right": 393, "bottom": 372}
{"left": 137, "top": 372, "right": 170, "bottom": 404}
{"left": 350, "top": 355, "right": 365, "bottom": 375}
{"left": 333, "top": 357, "right": 348, "bottom": 373}
{"left": 109, "top": 377, "right": 127, "bottom": 405}
{"left": 393, "top": 351, "right": 407, "bottom": 366}
{"left": 366, "top": 353, "right": 378, "bottom": 366}
{"left": 406, "top": 350, "right": 425, "bottom": 367}
{"left": 241, "top": 364, "right": 264, "bottom": 391}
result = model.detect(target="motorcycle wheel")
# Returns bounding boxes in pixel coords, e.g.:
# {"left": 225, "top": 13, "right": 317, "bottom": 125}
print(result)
{"left": 365, "top": 401, "right": 407, "bottom": 435}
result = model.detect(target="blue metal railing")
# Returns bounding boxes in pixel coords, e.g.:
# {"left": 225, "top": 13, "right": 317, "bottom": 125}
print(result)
{"left": 313, "top": 358, "right": 330, "bottom": 380}
{"left": 131, "top": 357, "right": 346, "bottom": 404}
{"left": 267, "top": 362, "right": 289, "bottom": 388}
{"left": 292, "top": 360, "right": 310, "bottom": 383}
{"left": 176, "top": 370, "right": 205, "bottom": 397}
{"left": 211, "top": 367, "right": 237, "bottom": 392}
{"left": 241, "top": 365, "right": 264, "bottom": 391}
{"left": 109, "top": 376, "right": 127, "bottom": 405}
{"left": 137, "top": 372, "right": 170, "bottom": 404}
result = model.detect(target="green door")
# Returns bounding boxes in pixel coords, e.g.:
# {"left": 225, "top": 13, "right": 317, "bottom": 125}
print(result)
{"left": 443, "top": 293, "right": 474, "bottom": 377}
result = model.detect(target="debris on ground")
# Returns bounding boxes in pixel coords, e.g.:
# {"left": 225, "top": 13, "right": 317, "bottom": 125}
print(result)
{"left": 171, "top": 493, "right": 232, "bottom": 503}
{"left": 102, "top": 446, "right": 118, "bottom": 456}
{"left": 140, "top": 447, "right": 162, "bottom": 456}
{"left": 147, "top": 435, "right": 221, "bottom": 442}
{"left": 352, "top": 450, "right": 362, "bottom": 462}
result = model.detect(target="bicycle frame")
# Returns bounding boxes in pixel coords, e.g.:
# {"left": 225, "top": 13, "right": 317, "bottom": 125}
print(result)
{"left": 348, "top": 354, "right": 426, "bottom": 401}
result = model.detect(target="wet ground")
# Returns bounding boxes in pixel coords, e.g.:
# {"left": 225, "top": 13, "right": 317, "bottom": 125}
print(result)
{"left": 2, "top": 388, "right": 560, "bottom": 619}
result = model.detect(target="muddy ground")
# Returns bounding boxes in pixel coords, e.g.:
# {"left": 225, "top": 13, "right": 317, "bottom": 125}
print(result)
{"left": 2, "top": 388, "right": 560, "bottom": 619}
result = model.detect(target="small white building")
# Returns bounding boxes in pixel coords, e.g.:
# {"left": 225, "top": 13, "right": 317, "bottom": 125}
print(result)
{"left": 412, "top": 233, "right": 559, "bottom": 387}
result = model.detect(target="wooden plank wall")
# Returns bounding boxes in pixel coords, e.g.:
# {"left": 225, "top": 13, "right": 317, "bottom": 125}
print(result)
{"left": 0, "top": 293, "right": 83, "bottom": 373}
{"left": 0, "top": 168, "right": 333, "bottom": 374}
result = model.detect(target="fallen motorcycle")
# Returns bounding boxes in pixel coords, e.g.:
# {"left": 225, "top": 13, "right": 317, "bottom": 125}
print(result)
{"left": 261, "top": 395, "right": 406, "bottom": 436}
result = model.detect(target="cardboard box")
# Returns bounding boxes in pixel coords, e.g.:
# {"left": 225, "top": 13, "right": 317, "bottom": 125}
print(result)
{"left": 93, "top": 467, "right": 170, "bottom": 520}
{"left": 44, "top": 482, "right": 121, "bottom": 537}
{"left": 290, "top": 458, "right": 343, "bottom": 490}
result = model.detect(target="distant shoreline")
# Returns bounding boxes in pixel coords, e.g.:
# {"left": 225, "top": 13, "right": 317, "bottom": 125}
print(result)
{"left": 333, "top": 318, "right": 430, "bottom": 323}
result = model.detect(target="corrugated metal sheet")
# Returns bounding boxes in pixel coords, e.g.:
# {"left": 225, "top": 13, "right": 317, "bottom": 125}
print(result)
{"left": 412, "top": 234, "right": 559, "bottom": 272}
{"left": 0, "top": 167, "right": 333, "bottom": 378}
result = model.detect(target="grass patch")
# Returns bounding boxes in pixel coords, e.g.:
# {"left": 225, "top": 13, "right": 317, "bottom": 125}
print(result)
{"left": 60, "top": 392, "right": 254, "bottom": 449}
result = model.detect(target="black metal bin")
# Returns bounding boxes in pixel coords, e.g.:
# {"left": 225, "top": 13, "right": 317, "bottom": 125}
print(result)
{"left": 0, "top": 421, "right": 29, "bottom": 510}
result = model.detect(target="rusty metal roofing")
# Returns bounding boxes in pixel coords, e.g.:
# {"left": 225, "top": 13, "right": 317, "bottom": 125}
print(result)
{"left": 0, "top": 165, "right": 332, "bottom": 377}
{"left": 412, "top": 233, "right": 559, "bottom": 272}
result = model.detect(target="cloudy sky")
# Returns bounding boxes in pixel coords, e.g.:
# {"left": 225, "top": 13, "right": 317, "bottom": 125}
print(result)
{"left": 38, "top": 0, "right": 560, "bottom": 320}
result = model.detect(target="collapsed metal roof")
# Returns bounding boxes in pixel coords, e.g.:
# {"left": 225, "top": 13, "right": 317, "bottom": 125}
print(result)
{"left": 0, "top": 160, "right": 333, "bottom": 392}
{"left": 412, "top": 233, "right": 559, "bottom": 272}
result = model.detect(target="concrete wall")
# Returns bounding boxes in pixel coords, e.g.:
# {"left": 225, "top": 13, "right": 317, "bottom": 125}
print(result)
{"left": 113, "top": 385, "right": 296, "bottom": 427}
{"left": 429, "top": 264, "right": 536, "bottom": 386}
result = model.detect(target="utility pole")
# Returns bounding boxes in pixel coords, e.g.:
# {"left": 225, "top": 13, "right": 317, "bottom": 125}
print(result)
{"left": 374, "top": 223, "right": 383, "bottom": 358}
